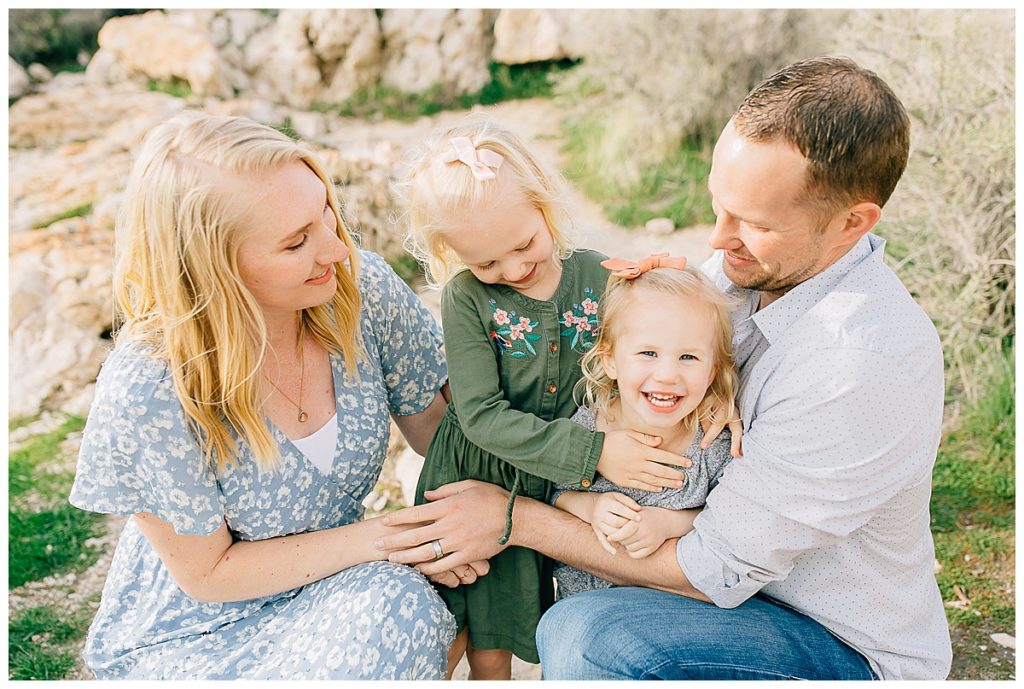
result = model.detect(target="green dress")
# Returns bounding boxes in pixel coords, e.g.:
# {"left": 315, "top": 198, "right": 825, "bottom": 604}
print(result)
{"left": 416, "top": 249, "right": 610, "bottom": 662}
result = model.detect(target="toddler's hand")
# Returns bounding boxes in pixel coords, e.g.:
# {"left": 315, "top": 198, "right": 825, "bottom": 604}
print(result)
{"left": 607, "top": 507, "right": 673, "bottom": 559}
{"left": 598, "top": 430, "right": 692, "bottom": 492}
{"left": 589, "top": 492, "right": 642, "bottom": 555}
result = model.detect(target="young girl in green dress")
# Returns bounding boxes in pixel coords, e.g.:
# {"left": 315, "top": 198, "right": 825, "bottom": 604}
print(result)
{"left": 401, "top": 122, "right": 698, "bottom": 679}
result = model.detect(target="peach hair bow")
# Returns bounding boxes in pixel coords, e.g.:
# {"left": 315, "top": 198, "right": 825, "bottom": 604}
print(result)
{"left": 601, "top": 252, "right": 688, "bottom": 279}
{"left": 440, "top": 136, "right": 504, "bottom": 180}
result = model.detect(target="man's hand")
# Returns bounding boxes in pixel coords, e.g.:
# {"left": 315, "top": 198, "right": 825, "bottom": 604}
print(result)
{"left": 376, "top": 480, "right": 510, "bottom": 575}
{"left": 598, "top": 430, "right": 692, "bottom": 492}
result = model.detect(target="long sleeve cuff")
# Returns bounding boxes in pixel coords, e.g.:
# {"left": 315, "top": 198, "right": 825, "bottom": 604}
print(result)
{"left": 676, "top": 528, "right": 764, "bottom": 609}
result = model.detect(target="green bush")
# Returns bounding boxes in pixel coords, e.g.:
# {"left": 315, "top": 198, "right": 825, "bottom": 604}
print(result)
{"left": 834, "top": 10, "right": 1015, "bottom": 407}
{"left": 8, "top": 9, "right": 143, "bottom": 71}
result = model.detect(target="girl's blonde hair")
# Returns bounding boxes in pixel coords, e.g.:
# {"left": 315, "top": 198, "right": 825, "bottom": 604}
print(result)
{"left": 399, "top": 119, "right": 576, "bottom": 287}
{"left": 578, "top": 267, "right": 740, "bottom": 429}
{"left": 114, "top": 111, "right": 363, "bottom": 472}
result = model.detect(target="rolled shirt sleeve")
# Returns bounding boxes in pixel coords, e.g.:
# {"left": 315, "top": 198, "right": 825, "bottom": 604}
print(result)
{"left": 677, "top": 345, "right": 943, "bottom": 608}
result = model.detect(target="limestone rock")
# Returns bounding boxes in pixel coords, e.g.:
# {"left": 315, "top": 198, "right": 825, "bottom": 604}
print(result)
{"left": 990, "top": 633, "right": 1015, "bottom": 650}
{"left": 27, "top": 62, "right": 53, "bottom": 82}
{"left": 9, "top": 57, "right": 30, "bottom": 98}
{"left": 645, "top": 217, "right": 676, "bottom": 234}
{"left": 96, "top": 10, "right": 233, "bottom": 97}
{"left": 381, "top": 9, "right": 492, "bottom": 95}
{"left": 249, "top": 9, "right": 381, "bottom": 109}
{"left": 9, "top": 222, "right": 114, "bottom": 418}
{"left": 9, "top": 86, "right": 185, "bottom": 233}
{"left": 493, "top": 9, "right": 582, "bottom": 64}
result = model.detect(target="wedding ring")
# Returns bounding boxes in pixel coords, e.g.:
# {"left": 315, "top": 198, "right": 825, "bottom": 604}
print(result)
{"left": 431, "top": 539, "right": 444, "bottom": 561}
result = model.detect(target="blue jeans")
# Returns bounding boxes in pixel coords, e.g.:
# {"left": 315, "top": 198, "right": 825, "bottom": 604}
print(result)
{"left": 536, "top": 587, "right": 877, "bottom": 680}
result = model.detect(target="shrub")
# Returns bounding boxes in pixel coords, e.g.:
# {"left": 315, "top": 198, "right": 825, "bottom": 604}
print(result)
{"left": 556, "top": 10, "right": 846, "bottom": 191}
{"left": 832, "top": 10, "right": 1015, "bottom": 407}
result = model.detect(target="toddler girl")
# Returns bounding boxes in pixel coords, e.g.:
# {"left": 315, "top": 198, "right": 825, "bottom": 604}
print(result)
{"left": 401, "top": 123, "right": 696, "bottom": 679}
{"left": 552, "top": 255, "right": 741, "bottom": 598}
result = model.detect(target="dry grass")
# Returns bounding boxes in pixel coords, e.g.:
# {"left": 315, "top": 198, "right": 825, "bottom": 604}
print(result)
{"left": 833, "top": 9, "right": 1014, "bottom": 408}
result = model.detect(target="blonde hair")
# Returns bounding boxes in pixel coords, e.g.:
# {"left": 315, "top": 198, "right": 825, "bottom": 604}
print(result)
{"left": 578, "top": 267, "right": 740, "bottom": 429}
{"left": 399, "top": 119, "right": 576, "bottom": 287}
{"left": 114, "top": 111, "right": 363, "bottom": 472}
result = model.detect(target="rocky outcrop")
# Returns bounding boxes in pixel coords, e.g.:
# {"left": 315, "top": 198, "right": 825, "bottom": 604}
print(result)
{"left": 492, "top": 9, "right": 583, "bottom": 64}
{"left": 9, "top": 57, "right": 30, "bottom": 98}
{"left": 381, "top": 9, "right": 493, "bottom": 95}
{"left": 9, "top": 220, "right": 114, "bottom": 418}
{"left": 89, "top": 10, "right": 233, "bottom": 97}
{"left": 248, "top": 9, "right": 382, "bottom": 108}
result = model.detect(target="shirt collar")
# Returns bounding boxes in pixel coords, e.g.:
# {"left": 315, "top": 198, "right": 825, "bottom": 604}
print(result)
{"left": 747, "top": 234, "right": 882, "bottom": 344}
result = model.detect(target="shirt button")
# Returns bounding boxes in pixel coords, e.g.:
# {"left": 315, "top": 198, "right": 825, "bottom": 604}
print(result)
{"left": 547, "top": 384, "right": 557, "bottom": 394}
{"left": 549, "top": 343, "right": 558, "bottom": 353}
{"left": 581, "top": 479, "right": 592, "bottom": 488}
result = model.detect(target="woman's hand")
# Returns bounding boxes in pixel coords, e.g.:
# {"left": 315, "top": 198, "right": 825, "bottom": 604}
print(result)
{"left": 597, "top": 430, "right": 692, "bottom": 492}
{"left": 589, "top": 492, "right": 642, "bottom": 555}
{"left": 425, "top": 560, "right": 491, "bottom": 588}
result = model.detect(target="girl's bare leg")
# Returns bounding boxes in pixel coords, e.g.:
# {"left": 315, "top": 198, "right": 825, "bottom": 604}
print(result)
{"left": 446, "top": 628, "right": 470, "bottom": 680}
{"left": 466, "top": 646, "right": 513, "bottom": 680}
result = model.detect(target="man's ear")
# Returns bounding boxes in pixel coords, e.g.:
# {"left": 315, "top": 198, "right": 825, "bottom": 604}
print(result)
{"left": 836, "top": 202, "right": 882, "bottom": 246}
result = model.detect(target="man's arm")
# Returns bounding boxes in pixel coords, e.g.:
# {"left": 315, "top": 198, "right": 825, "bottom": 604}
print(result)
{"left": 377, "top": 480, "right": 711, "bottom": 602}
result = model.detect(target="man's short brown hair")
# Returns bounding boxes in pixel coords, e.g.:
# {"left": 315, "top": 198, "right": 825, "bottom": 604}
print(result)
{"left": 733, "top": 56, "right": 910, "bottom": 218}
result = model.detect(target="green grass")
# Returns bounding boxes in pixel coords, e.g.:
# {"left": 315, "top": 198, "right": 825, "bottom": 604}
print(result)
{"left": 319, "top": 60, "right": 576, "bottom": 122}
{"left": 8, "top": 605, "right": 90, "bottom": 680}
{"left": 9, "top": 414, "right": 106, "bottom": 589}
{"left": 147, "top": 77, "right": 192, "bottom": 99}
{"left": 929, "top": 349, "right": 1015, "bottom": 639}
{"left": 387, "top": 252, "right": 425, "bottom": 288}
{"left": 562, "top": 119, "right": 716, "bottom": 229}
{"left": 32, "top": 203, "right": 93, "bottom": 229}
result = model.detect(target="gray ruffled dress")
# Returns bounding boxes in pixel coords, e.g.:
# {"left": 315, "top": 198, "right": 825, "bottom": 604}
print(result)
{"left": 551, "top": 406, "right": 734, "bottom": 598}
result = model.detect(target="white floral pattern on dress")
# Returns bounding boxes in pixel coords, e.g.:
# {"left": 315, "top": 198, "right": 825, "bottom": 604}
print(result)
{"left": 69, "top": 251, "right": 455, "bottom": 679}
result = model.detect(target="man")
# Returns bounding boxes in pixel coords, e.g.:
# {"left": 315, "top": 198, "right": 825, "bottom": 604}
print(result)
{"left": 378, "top": 57, "right": 952, "bottom": 680}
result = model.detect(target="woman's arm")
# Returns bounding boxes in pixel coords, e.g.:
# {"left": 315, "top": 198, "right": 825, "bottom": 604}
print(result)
{"left": 134, "top": 511, "right": 424, "bottom": 603}
{"left": 393, "top": 389, "right": 448, "bottom": 456}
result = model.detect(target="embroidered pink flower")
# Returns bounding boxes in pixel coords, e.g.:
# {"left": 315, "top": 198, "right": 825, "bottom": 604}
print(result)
{"left": 575, "top": 320, "right": 591, "bottom": 332}
{"left": 518, "top": 316, "right": 533, "bottom": 332}
{"left": 494, "top": 309, "right": 510, "bottom": 326}
{"left": 582, "top": 298, "right": 598, "bottom": 315}
{"left": 509, "top": 324, "right": 524, "bottom": 340}
{"left": 562, "top": 311, "right": 575, "bottom": 326}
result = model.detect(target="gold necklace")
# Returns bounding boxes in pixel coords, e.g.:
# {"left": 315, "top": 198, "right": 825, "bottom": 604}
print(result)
{"left": 264, "top": 334, "right": 308, "bottom": 423}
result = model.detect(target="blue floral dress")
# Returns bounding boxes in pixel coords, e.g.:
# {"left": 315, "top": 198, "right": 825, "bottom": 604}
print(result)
{"left": 68, "top": 252, "right": 456, "bottom": 680}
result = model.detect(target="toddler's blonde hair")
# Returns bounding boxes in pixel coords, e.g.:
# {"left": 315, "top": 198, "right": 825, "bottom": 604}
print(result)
{"left": 399, "top": 119, "right": 576, "bottom": 287}
{"left": 578, "top": 267, "right": 740, "bottom": 429}
{"left": 115, "top": 111, "right": 363, "bottom": 472}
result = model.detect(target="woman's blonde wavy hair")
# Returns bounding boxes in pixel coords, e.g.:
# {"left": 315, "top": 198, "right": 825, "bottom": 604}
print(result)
{"left": 114, "top": 111, "right": 363, "bottom": 472}
{"left": 398, "top": 119, "right": 577, "bottom": 287}
{"left": 577, "top": 267, "right": 740, "bottom": 430}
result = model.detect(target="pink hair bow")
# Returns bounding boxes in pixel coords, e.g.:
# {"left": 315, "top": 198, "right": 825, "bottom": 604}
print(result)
{"left": 440, "top": 136, "right": 504, "bottom": 180}
{"left": 601, "top": 252, "right": 688, "bottom": 279}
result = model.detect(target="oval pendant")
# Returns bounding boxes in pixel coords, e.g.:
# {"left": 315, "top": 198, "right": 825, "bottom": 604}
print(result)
{"left": 298, "top": 410, "right": 309, "bottom": 423}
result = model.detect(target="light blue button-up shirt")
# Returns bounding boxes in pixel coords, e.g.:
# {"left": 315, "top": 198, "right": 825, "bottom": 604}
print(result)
{"left": 681, "top": 234, "right": 951, "bottom": 680}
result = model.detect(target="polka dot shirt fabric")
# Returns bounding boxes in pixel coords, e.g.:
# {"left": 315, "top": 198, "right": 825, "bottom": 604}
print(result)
{"left": 678, "top": 235, "right": 951, "bottom": 679}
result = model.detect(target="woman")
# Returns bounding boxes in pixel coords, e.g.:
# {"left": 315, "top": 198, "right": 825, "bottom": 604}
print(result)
{"left": 69, "top": 112, "right": 467, "bottom": 679}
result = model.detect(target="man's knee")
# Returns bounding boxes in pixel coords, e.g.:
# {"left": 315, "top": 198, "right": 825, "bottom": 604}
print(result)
{"left": 537, "top": 595, "right": 599, "bottom": 665}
